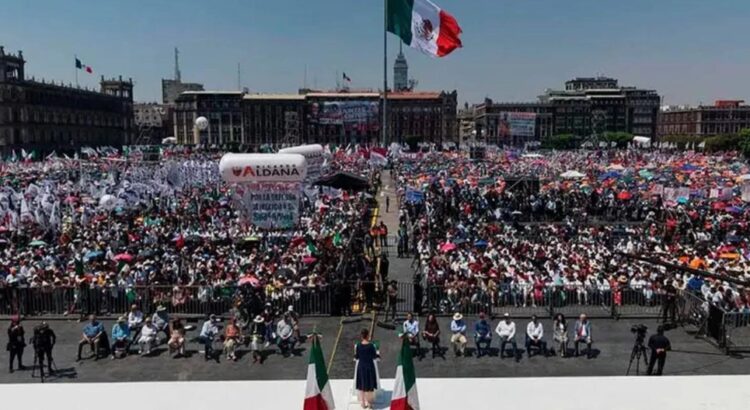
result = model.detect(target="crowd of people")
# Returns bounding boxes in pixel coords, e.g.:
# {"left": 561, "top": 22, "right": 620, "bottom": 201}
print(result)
{"left": 0, "top": 147, "right": 379, "bottom": 319}
{"left": 393, "top": 149, "right": 750, "bottom": 315}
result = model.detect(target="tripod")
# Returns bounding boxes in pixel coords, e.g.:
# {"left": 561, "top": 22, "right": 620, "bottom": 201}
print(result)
{"left": 31, "top": 349, "right": 58, "bottom": 383}
{"left": 626, "top": 339, "right": 649, "bottom": 376}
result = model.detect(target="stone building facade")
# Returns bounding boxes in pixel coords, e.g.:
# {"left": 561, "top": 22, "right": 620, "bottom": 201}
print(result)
{"left": 658, "top": 100, "right": 750, "bottom": 137}
{"left": 0, "top": 46, "right": 134, "bottom": 155}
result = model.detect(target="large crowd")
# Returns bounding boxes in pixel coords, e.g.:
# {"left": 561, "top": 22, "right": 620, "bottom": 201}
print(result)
{"left": 0, "top": 147, "right": 378, "bottom": 319}
{"left": 394, "top": 149, "right": 750, "bottom": 315}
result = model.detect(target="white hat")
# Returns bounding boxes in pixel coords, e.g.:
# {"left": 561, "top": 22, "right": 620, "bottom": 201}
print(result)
{"left": 452, "top": 312, "right": 463, "bottom": 321}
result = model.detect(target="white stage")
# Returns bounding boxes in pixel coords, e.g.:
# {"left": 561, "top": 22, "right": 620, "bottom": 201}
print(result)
{"left": 1, "top": 376, "right": 748, "bottom": 409}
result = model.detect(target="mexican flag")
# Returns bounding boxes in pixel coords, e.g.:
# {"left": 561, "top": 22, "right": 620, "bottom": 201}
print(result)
{"left": 387, "top": 0, "right": 462, "bottom": 58}
{"left": 304, "top": 336, "right": 335, "bottom": 410}
{"left": 390, "top": 338, "right": 420, "bottom": 410}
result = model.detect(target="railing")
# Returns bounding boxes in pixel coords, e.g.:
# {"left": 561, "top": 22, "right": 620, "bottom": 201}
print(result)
{"left": 0, "top": 285, "right": 332, "bottom": 318}
{"left": 421, "top": 284, "right": 667, "bottom": 319}
{"left": 721, "top": 311, "right": 750, "bottom": 354}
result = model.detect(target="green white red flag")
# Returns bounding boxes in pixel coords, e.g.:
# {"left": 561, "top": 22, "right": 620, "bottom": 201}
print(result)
{"left": 387, "top": 0, "right": 463, "bottom": 58}
{"left": 390, "top": 338, "right": 420, "bottom": 410}
{"left": 304, "top": 336, "right": 335, "bottom": 410}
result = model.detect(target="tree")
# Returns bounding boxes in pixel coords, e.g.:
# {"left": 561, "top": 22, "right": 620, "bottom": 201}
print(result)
{"left": 542, "top": 134, "right": 578, "bottom": 150}
{"left": 739, "top": 128, "right": 750, "bottom": 157}
{"left": 602, "top": 131, "right": 633, "bottom": 147}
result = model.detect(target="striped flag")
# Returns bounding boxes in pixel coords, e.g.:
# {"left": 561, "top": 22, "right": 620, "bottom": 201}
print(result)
{"left": 304, "top": 335, "right": 335, "bottom": 410}
{"left": 390, "top": 337, "right": 420, "bottom": 410}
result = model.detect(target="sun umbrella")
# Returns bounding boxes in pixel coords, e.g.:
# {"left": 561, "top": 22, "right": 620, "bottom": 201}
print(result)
{"left": 726, "top": 206, "right": 743, "bottom": 214}
{"left": 114, "top": 253, "right": 134, "bottom": 263}
{"left": 29, "top": 240, "right": 47, "bottom": 247}
{"left": 440, "top": 242, "right": 457, "bottom": 253}
{"left": 712, "top": 202, "right": 726, "bottom": 211}
{"left": 84, "top": 250, "right": 104, "bottom": 260}
{"left": 474, "top": 240, "right": 488, "bottom": 247}
{"left": 64, "top": 195, "right": 78, "bottom": 204}
{"left": 302, "top": 256, "right": 318, "bottom": 264}
{"left": 617, "top": 191, "right": 632, "bottom": 201}
{"left": 238, "top": 276, "right": 260, "bottom": 287}
{"left": 560, "top": 170, "right": 585, "bottom": 179}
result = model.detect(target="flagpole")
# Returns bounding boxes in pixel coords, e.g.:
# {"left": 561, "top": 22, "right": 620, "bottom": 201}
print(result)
{"left": 382, "top": 0, "right": 388, "bottom": 147}
{"left": 75, "top": 55, "right": 79, "bottom": 87}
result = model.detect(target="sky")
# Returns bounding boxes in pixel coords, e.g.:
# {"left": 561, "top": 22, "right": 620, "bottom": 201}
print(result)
{"left": 2, "top": 0, "right": 749, "bottom": 106}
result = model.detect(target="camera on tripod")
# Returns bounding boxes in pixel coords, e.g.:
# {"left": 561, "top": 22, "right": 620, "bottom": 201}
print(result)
{"left": 631, "top": 324, "right": 648, "bottom": 343}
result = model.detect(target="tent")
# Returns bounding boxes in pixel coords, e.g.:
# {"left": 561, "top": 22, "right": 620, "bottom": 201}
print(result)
{"left": 314, "top": 172, "right": 371, "bottom": 191}
{"left": 632, "top": 136, "right": 651, "bottom": 147}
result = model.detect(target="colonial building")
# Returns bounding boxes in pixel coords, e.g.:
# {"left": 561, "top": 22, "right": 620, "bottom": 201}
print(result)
{"left": 173, "top": 91, "right": 243, "bottom": 145}
{"left": 393, "top": 47, "right": 409, "bottom": 92}
{"left": 658, "top": 100, "right": 750, "bottom": 137}
{"left": 473, "top": 77, "right": 660, "bottom": 145}
{"left": 0, "top": 46, "right": 134, "bottom": 155}
{"left": 173, "top": 89, "right": 457, "bottom": 147}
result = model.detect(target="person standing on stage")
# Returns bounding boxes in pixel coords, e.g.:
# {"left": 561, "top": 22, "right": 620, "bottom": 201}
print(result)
{"left": 355, "top": 328, "right": 379, "bottom": 409}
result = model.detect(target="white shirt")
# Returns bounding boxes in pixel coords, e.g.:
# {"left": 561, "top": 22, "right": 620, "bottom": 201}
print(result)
{"left": 140, "top": 324, "right": 157, "bottom": 340}
{"left": 495, "top": 320, "right": 516, "bottom": 340}
{"left": 128, "top": 311, "right": 144, "bottom": 328}
{"left": 527, "top": 321, "right": 544, "bottom": 339}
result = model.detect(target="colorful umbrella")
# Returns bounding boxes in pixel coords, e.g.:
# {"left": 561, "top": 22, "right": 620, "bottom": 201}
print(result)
{"left": 114, "top": 253, "right": 134, "bottom": 263}
{"left": 440, "top": 242, "right": 457, "bottom": 253}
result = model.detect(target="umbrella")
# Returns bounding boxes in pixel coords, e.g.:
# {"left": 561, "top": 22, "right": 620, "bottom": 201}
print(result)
{"left": 598, "top": 171, "right": 621, "bottom": 181}
{"left": 474, "top": 240, "right": 488, "bottom": 247}
{"left": 29, "top": 240, "right": 47, "bottom": 247}
{"left": 85, "top": 250, "right": 104, "bottom": 260}
{"left": 726, "top": 206, "right": 743, "bottom": 214}
{"left": 302, "top": 256, "right": 318, "bottom": 264}
{"left": 560, "top": 170, "right": 585, "bottom": 179}
{"left": 64, "top": 195, "right": 78, "bottom": 204}
{"left": 607, "top": 164, "right": 625, "bottom": 170}
{"left": 617, "top": 191, "right": 632, "bottom": 201}
{"left": 238, "top": 276, "right": 260, "bottom": 287}
{"left": 453, "top": 238, "right": 467, "bottom": 245}
{"left": 677, "top": 197, "right": 689, "bottom": 204}
{"left": 114, "top": 253, "right": 134, "bottom": 263}
{"left": 440, "top": 242, "right": 457, "bottom": 253}
{"left": 712, "top": 202, "right": 726, "bottom": 211}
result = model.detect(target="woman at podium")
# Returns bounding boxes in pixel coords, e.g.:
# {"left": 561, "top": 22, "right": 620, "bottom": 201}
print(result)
{"left": 354, "top": 328, "right": 379, "bottom": 409}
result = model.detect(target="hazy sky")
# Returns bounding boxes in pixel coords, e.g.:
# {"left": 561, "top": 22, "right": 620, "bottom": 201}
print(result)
{"left": 2, "top": 0, "right": 749, "bottom": 106}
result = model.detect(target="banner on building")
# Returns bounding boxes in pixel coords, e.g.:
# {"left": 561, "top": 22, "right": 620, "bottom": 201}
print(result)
{"left": 234, "top": 182, "right": 301, "bottom": 229}
{"left": 498, "top": 112, "right": 536, "bottom": 139}
{"left": 311, "top": 101, "right": 380, "bottom": 131}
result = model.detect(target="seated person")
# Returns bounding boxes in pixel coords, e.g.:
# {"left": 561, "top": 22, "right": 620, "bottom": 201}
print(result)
{"left": 422, "top": 313, "right": 442, "bottom": 358}
{"left": 553, "top": 313, "right": 569, "bottom": 357}
{"left": 450, "top": 313, "right": 468, "bottom": 357}
{"left": 127, "top": 304, "right": 144, "bottom": 349}
{"left": 223, "top": 318, "right": 242, "bottom": 361}
{"left": 276, "top": 313, "right": 297, "bottom": 357}
{"left": 111, "top": 316, "right": 131, "bottom": 359}
{"left": 137, "top": 317, "right": 158, "bottom": 355}
{"left": 168, "top": 318, "right": 186, "bottom": 357}
{"left": 151, "top": 306, "right": 170, "bottom": 342}
{"left": 402, "top": 312, "right": 423, "bottom": 359}
{"left": 495, "top": 313, "right": 518, "bottom": 360}
{"left": 199, "top": 314, "right": 220, "bottom": 361}
{"left": 525, "top": 315, "right": 548, "bottom": 358}
{"left": 77, "top": 315, "right": 105, "bottom": 361}
{"left": 573, "top": 314, "right": 593, "bottom": 358}
{"left": 474, "top": 312, "right": 492, "bottom": 358}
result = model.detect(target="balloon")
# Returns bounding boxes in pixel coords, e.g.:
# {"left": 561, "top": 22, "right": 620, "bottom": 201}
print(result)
{"left": 194, "top": 116, "right": 209, "bottom": 131}
{"left": 219, "top": 153, "right": 307, "bottom": 183}
{"left": 278, "top": 144, "right": 324, "bottom": 180}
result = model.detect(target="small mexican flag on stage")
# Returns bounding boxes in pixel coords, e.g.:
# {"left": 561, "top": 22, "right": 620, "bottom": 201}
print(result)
{"left": 390, "top": 337, "right": 420, "bottom": 410}
{"left": 387, "top": 0, "right": 462, "bottom": 58}
{"left": 304, "top": 335, "right": 335, "bottom": 410}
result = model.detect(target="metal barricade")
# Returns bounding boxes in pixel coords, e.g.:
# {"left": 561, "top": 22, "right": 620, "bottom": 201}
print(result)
{"left": 613, "top": 287, "right": 665, "bottom": 318}
{"left": 722, "top": 311, "right": 750, "bottom": 353}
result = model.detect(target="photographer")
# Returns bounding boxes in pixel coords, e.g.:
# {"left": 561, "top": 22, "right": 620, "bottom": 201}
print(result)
{"left": 647, "top": 325, "right": 671, "bottom": 375}
{"left": 6, "top": 316, "right": 26, "bottom": 373}
{"left": 31, "top": 322, "right": 56, "bottom": 378}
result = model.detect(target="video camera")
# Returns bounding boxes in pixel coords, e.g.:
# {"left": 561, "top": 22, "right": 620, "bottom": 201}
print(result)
{"left": 630, "top": 324, "right": 648, "bottom": 343}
